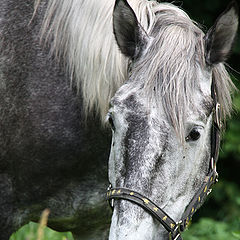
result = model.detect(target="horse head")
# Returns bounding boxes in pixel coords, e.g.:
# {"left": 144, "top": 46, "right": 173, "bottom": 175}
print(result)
{"left": 107, "top": 1, "right": 238, "bottom": 239}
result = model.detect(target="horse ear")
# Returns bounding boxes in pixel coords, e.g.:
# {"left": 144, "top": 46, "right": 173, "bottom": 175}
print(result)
{"left": 113, "top": 0, "right": 147, "bottom": 58}
{"left": 205, "top": 1, "right": 239, "bottom": 65}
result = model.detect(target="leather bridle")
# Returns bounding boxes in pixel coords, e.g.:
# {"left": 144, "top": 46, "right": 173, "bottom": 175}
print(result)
{"left": 106, "top": 79, "right": 221, "bottom": 240}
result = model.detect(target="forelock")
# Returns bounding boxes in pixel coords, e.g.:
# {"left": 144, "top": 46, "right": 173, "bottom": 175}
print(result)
{"left": 129, "top": 3, "right": 207, "bottom": 141}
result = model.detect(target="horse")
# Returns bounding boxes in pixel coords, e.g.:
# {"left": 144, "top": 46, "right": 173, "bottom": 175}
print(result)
{"left": 106, "top": 1, "right": 239, "bottom": 239}
{"left": 0, "top": 0, "right": 238, "bottom": 240}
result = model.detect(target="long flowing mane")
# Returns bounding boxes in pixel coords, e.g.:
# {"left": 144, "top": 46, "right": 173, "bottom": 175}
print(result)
{"left": 35, "top": 0, "right": 235, "bottom": 128}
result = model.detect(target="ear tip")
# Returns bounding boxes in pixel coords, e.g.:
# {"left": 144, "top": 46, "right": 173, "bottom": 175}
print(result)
{"left": 114, "top": 0, "right": 121, "bottom": 8}
{"left": 114, "top": 0, "right": 128, "bottom": 7}
{"left": 228, "top": 1, "right": 239, "bottom": 15}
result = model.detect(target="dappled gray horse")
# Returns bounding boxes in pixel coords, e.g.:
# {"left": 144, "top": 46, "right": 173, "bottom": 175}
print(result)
{"left": 0, "top": 0, "right": 238, "bottom": 240}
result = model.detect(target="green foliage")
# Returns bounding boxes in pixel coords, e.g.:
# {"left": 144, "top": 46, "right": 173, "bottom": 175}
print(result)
{"left": 232, "top": 232, "right": 240, "bottom": 240}
{"left": 208, "top": 180, "right": 240, "bottom": 220}
{"left": 221, "top": 92, "right": 240, "bottom": 160}
{"left": 10, "top": 222, "right": 74, "bottom": 240}
{"left": 182, "top": 218, "right": 240, "bottom": 240}
{"left": 180, "top": 179, "right": 240, "bottom": 240}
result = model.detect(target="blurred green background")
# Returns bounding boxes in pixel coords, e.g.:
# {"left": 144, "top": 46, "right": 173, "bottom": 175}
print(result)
{"left": 182, "top": 0, "right": 240, "bottom": 239}
{"left": 10, "top": 0, "right": 240, "bottom": 239}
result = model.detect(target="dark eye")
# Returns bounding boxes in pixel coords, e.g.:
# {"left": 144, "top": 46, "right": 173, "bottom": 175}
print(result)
{"left": 108, "top": 114, "right": 115, "bottom": 131}
{"left": 186, "top": 128, "right": 201, "bottom": 142}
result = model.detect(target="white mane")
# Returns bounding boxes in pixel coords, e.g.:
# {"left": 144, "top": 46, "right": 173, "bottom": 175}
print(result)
{"left": 35, "top": 0, "right": 234, "bottom": 126}
{"left": 34, "top": 0, "right": 179, "bottom": 122}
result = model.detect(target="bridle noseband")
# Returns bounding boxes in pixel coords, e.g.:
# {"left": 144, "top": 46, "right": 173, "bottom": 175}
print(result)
{"left": 106, "top": 81, "right": 221, "bottom": 240}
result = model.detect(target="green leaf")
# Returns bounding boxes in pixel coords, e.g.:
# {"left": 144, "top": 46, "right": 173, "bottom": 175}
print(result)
{"left": 232, "top": 232, "right": 240, "bottom": 239}
{"left": 10, "top": 222, "right": 74, "bottom": 240}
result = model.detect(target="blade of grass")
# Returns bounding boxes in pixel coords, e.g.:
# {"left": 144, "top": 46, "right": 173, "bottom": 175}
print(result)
{"left": 37, "top": 209, "right": 50, "bottom": 240}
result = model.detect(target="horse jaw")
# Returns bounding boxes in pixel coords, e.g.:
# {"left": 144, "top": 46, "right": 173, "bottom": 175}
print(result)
{"left": 108, "top": 204, "right": 168, "bottom": 240}
{"left": 108, "top": 189, "right": 191, "bottom": 240}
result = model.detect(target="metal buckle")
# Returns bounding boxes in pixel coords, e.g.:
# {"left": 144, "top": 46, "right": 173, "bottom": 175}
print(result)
{"left": 107, "top": 183, "right": 112, "bottom": 191}
{"left": 215, "top": 103, "right": 221, "bottom": 128}
{"left": 207, "top": 189, "right": 212, "bottom": 196}
{"left": 107, "top": 184, "right": 115, "bottom": 209}
{"left": 211, "top": 157, "right": 218, "bottom": 172}
{"left": 211, "top": 157, "right": 214, "bottom": 171}
{"left": 169, "top": 232, "right": 181, "bottom": 240}
{"left": 169, "top": 222, "right": 182, "bottom": 240}
{"left": 215, "top": 171, "right": 219, "bottom": 183}
{"left": 210, "top": 157, "right": 219, "bottom": 185}
{"left": 176, "top": 220, "right": 184, "bottom": 232}
{"left": 110, "top": 199, "right": 115, "bottom": 208}
{"left": 169, "top": 231, "right": 181, "bottom": 240}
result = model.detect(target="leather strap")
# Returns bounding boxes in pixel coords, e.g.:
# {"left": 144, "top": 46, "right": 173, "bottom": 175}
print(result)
{"left": 106, "top": 168, "right": 218, "bottom": 239}
{"left": 106, "top": 187, "right": 183, "bottom": 240}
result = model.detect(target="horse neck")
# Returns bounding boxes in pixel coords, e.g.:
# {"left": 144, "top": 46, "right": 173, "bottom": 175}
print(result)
{"left": 39, "top": 0, "right": 130, "bottom": 122}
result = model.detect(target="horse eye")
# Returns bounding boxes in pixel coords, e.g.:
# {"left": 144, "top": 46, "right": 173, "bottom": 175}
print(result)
{"left": 108, "top": 114, "right": 115, "bottom": 131}
{"left": 186, "top": 128, "right": 201, "bottom": 142}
